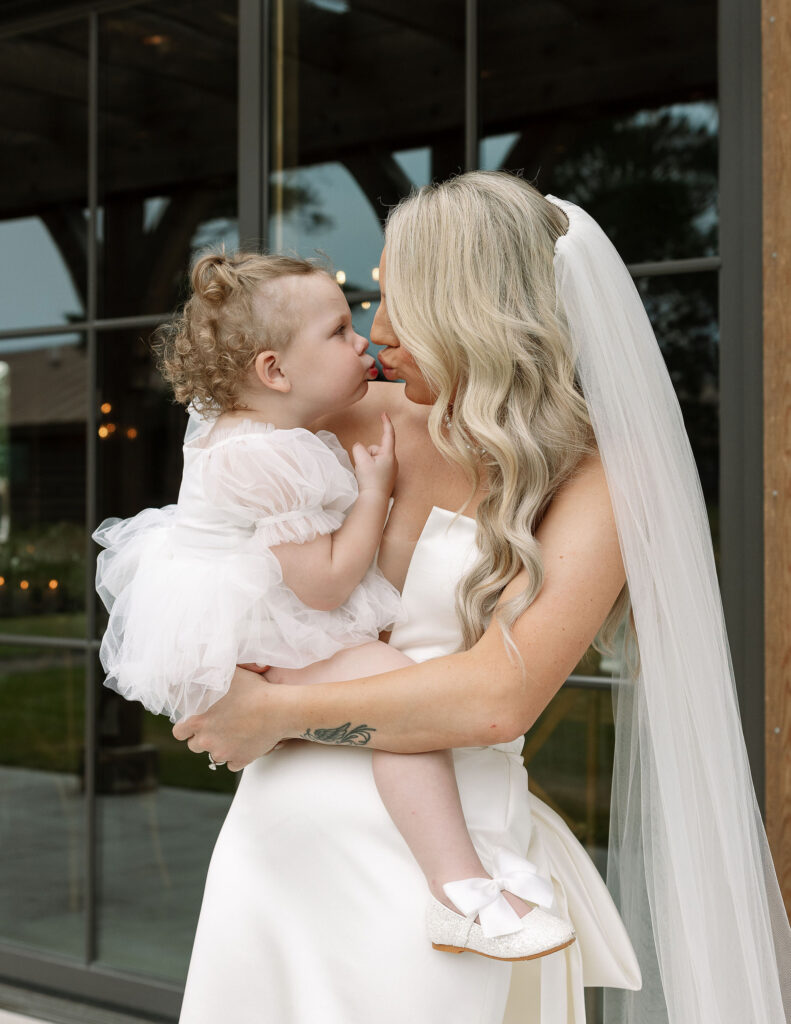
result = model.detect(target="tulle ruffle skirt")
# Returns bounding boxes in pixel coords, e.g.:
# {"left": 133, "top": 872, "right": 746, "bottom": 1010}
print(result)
{"left": 93, "top": 507, "right": 404, "bottom": 721}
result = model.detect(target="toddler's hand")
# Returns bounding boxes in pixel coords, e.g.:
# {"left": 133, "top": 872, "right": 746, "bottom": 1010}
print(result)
{"left": 351, "top": 413, "right": 397, "bottom": 498}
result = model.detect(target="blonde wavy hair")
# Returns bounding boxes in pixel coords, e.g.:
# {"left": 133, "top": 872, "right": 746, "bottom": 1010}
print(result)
{"left": 154, "top": 250, "right": 327, "bottom": 415}
{"left": 384, "top": 171, "right": 635, "bottom": 671}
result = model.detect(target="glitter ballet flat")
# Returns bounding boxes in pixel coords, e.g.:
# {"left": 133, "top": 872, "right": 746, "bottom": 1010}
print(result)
{"left": 427, "top": 849, "right": 576, "bottom": 961}
{"left": 427, "top": 896, "right": 576, "bottom": 962}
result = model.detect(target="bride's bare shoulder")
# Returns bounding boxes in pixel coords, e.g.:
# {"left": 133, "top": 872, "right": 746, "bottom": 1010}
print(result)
{"left": 312, "top": 383, "right": 426, "bottom": 449}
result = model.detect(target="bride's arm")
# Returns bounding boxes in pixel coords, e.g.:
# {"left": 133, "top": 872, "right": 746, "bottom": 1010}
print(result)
{"left": 174, "top": 453, "right": 626, "bottom": 770}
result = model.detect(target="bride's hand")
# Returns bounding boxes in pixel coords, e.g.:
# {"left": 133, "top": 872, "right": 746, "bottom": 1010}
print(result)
{"left": 172, "top": 666, "right": 288, "bottom": 771}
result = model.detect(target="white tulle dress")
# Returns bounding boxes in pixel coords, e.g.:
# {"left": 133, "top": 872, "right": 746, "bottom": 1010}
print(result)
{"left": 93, "top": 411, "right": 404, "bottom": 722}
{"left": 178, "top": 505, "right": 642, "bottom": 1024}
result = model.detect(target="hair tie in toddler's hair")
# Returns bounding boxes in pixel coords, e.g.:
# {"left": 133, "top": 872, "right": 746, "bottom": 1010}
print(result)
{"left": 192, "top": 251, "right": 234, "bottom": 305}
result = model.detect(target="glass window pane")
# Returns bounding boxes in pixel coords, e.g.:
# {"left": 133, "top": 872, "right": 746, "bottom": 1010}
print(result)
{"left": 94, "top": 326, "right": 185, "bottom": 636}
{"left": 94, "top": 655, "right": 234, "bottom": 980}
{"left": 0, "top": 335, "right": 87, "bottom": 640}
{"left": 98, "top": 1, "right": 238, "bottom": 319}
{"left": 525, "top": 683, "right": 613, "bottom": 874}
{"left": 268, "top": 1, "right": 464, "bottom": 305}
{"left": 0, "top": 21, "right": 88, "bottom": 331}
{"left": 479, "top": 2, "right": 718, "bottom": 263}
{"left": 93, "top": 327, "right": 234, "bottom": 977}
{"left": 638, "top": 271, "right": 720, "bottom": 566}
{"left": 0, "top": 645, "right": 86, "bottom": 959}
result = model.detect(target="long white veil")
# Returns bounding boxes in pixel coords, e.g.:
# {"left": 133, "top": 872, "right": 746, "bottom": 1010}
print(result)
{"left": 545, "top": 194, "right": 791, "bottom": 1023}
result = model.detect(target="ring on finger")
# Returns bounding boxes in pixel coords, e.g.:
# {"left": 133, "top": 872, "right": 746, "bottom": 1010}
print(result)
{"left": 208, "top": 752, "right": 227, "bottom": 770}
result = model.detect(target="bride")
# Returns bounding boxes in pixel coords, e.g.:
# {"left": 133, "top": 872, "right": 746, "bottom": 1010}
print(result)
{"left": 174, "top": 171, "right": 791, "bottom": 1023}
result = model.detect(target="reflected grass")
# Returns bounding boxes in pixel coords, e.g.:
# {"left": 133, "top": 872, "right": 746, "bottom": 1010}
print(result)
{"left": 0, "top": 654, "right": 234, "bottom": 793}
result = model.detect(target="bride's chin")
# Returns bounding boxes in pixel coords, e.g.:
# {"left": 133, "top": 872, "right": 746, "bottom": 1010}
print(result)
{"left": 402, "top": 376, "right": 436, "bottom": 406}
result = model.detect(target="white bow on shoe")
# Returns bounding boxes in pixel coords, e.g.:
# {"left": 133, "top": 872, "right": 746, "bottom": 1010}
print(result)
{"left": 443, "top": 849, "right": 556, "bottom": 937}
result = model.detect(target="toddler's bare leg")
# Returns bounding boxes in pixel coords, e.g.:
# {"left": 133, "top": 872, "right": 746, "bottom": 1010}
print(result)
{"left": 272, "top": 643, "right": 533, "bottom": 917}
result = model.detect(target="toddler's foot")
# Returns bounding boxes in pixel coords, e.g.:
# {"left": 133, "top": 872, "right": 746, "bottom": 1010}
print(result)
{"left": 427, "top": 852, "right": 573, "bottom": 961}
{"left": 431, "top": 884, "right": 535, "bottom": 921}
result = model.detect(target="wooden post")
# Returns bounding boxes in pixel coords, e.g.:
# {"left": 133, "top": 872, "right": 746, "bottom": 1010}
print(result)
{"left": 763, "top": 0, "right": 791, "bottom": 919}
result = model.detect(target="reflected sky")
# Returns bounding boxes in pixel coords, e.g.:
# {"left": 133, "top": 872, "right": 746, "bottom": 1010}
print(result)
{"left": 0, "top": 218, "right": 84, "bottom": 331}
{"left": 1, "top": 100, "right": 718, "bottom": 338}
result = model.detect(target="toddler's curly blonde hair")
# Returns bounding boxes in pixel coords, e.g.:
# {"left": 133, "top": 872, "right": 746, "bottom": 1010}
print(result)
{"left": 154, "top": 250, "right": 327, "bottom": 416}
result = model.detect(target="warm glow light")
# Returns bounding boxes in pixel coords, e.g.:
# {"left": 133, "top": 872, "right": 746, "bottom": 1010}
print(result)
{"left": 361, "top": 301, "right": 371, "bottom": 310}
{"left": 126, "top": 427, "right": 138, "bottom": 440}
{"left": 100, "top": 402, "right": 112, "bottom": 414}
{"left": 335, "top": 270, "right": 347, "bottom": 285}
{"left": 106, "top": 422, "right": 117, "bottom": 434}
{"left": 0, "top": 577, "right": 5, "bottom": 587}
{"left": 98, "top": 426, "right": 109, "bottom": 438}
{"left": 143, "top": 34, "right": 166, "bottom": 46}
{"left": 25, "top": 544, "right": 35, "bottom": 554}
{"left": 48, "top": 579, "right": 58, "bottom": 590}
{"left": 371, "top": 267, "right": 380, "bottom": 282}
{"left": 20, "top": 580, "right": 29, "bottom": 591}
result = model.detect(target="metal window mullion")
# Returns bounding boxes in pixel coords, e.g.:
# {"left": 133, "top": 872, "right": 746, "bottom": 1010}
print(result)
{"left": 0, "top": 0, "right": 139, "bottom": 40}
{"left": 464, "top": 0, "right": 478, "bottom": 171}
{"left": 83, "top": 9, "right": 99, "bottom": 969}
{"left": 0, "top": 314, "right": 171, "bottom": 342}
{"left": 717, "top": 0, "right": 764, "bottom": 811}
{"left": 0, "top": 633, "right": 100, "bottom": 651}
{"left": 238, "top": 0, "right": 269, "bottom": 247}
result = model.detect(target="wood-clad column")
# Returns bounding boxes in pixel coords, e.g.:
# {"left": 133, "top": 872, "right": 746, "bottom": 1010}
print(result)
{"left": 763, "top": 0, "right": 791, "bottom": 919}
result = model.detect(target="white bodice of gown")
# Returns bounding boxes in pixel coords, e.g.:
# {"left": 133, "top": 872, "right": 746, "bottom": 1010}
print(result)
{"left": 388, "top": 505, "right": 524, "bottom": 758}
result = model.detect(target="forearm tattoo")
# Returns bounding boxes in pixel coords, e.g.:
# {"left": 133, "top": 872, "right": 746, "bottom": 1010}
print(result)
{"left": 300, "top": 722, "right": 376, "bottom": 746}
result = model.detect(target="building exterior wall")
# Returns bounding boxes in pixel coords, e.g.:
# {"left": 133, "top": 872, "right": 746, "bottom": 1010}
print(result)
{"left": 762, "top": 0, "right": 791, "bottom": 920}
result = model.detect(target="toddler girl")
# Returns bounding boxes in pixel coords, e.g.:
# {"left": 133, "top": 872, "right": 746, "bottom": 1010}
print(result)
{"left": 93, "top": 251, "right": 575, "bottom": 962}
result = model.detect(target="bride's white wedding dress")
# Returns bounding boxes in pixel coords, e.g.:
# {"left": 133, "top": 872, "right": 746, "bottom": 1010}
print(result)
{"left": 178, "top": 506, "right": 641, "bottom": 1024}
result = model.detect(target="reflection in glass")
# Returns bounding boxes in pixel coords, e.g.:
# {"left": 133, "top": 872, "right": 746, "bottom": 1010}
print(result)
{"left": 98, "top": 0, "right": 238, "bottom": 318}
{"left": 0, "top": 646, "right": 85, "bottom": 958}
{"left": 95, "top": 652, "right": 234, "bottom": 980}
{"left": 0, "top": 21, "right": 88, "bottom": 330}
{"left": 0, "top": 336, "right": 86, "bottom": 639}
{"left": 479, "top": 0, "right": 717, "bottom": 264}
{"left": 94, "top": 327, "right": 186, "bottom": 640}
{"left": 269, "top": 1, "right": 463, "bottom": 302}
{"left": 637, "top": 271, "right": 720, "bottom": 567}
{"left": 93, "top": 324, "right": 235, "bottom": 975}
{"left": 525, "top": 683, "right": 614, "bottom": 871}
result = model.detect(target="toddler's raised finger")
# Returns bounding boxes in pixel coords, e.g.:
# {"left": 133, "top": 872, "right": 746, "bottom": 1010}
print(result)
{"left": 380, "top": 412, "right": 395, "bottom": 450}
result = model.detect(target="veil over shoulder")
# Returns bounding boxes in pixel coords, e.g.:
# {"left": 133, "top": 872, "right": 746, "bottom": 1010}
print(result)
{"left": 545, "top": 194, "right": 791, "bottom": 1023}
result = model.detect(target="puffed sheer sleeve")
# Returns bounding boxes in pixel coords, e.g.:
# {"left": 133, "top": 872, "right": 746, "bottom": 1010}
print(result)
{"left": 201, "top": 426, "right": 359, "bottom": 547}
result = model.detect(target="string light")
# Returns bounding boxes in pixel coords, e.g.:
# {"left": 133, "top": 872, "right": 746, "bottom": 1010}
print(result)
{"left": 48, "top": 579, "right": 58, "bottom": 590}
{"left": 361, "top": 301, "right": 371, "bottom": 310}
{"left": 100, "top": 402, "right": 112, "bottom": 414}
{"left": 371, "top": 267, "right": 380, "bottom": 282}
{"left": 335, "top": 270, "right": 347, "bottom": 285}
{"left": 126, "top": 428, "right": 138, "bottom": 440}
{"left": 106, "top": 423, "right": 117, "bottom": 434}
{"left": 20, "top": 580, "right": 29, "bottom": 591}
{"left": 0, "top": 577, "right": 5, "bottom": 587}
{"left": 98, "top": 426, "right": 109, "bottom": 439}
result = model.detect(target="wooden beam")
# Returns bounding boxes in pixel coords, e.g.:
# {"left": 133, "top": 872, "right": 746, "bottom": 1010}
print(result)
{"left": 763, "top": 0, "right": 791, "bottom": 918}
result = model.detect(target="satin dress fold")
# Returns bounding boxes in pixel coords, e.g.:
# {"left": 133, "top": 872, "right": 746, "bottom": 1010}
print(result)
{"left": 178, "top": 505, "right": 641, "bottom": 1024}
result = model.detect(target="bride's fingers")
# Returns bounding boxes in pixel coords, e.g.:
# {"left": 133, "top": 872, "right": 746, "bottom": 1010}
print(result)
{"left": 187, "top": 735, "right": 206, "bottom": 754}
{"left": 173, "top": 717, "right": 195, "bottom": 741}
